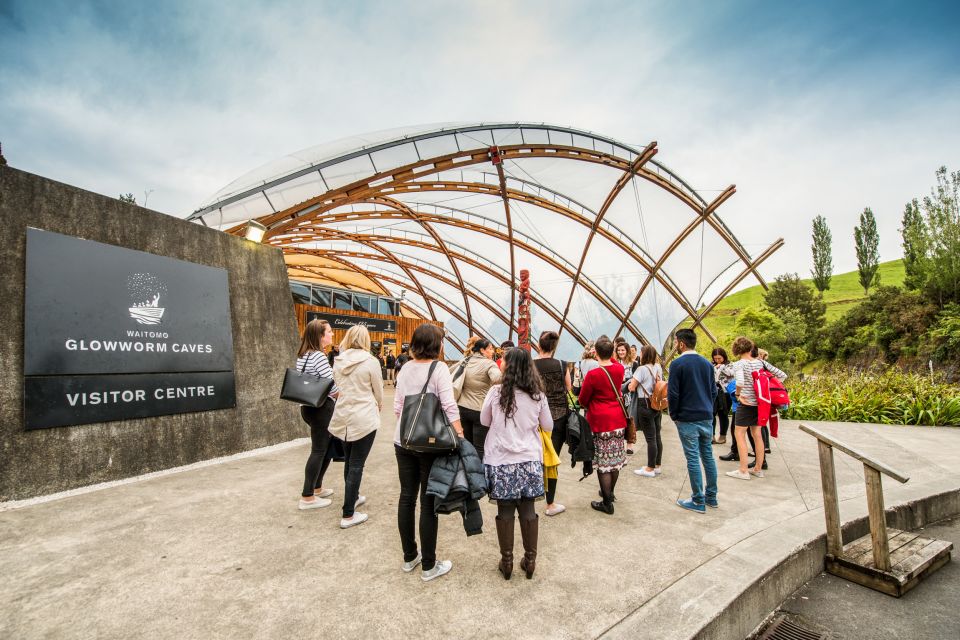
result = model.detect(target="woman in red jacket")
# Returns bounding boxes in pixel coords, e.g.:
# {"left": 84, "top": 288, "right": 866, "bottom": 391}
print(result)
{"left": 577, "top": 335, "right": 627, "bottom": 515}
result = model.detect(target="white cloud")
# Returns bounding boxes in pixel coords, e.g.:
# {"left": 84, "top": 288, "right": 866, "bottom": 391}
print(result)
{"left": 2, "top": 0, "right": 958, "bottom": 289}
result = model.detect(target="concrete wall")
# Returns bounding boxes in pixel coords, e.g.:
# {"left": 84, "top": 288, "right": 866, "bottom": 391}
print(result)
{"left": 0, "top": 166, "right": 302, "bottom": 501}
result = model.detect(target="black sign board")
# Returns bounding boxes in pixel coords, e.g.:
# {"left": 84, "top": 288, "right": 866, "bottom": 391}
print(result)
{"left": 25, "top": 372, "right": 236, "bottom": 430}
{"left": 23, "top": 228, "right": 236, "bottom": 429}
{"left": 384, "top": 338, "right": 397, "bottom": 346}
{"left": 306, "top": 311, "right": 397, "bottom": 333}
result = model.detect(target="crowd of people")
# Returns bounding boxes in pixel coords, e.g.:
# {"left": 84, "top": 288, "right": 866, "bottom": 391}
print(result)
{"left": 293, "top": 318, "right": 786, "bottom": 581}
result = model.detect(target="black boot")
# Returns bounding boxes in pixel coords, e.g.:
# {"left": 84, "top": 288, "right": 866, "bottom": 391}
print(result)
{"left": 518, "top": 515, "right": 538, "bottom": 579}
{"left": 494, "top": 515, "right": 514, "bottom": 580}
{"left": 590, "top": 499, "right": 615, "bottom": 515}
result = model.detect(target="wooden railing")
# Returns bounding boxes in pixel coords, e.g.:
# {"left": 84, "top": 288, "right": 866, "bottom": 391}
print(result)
{"left": 799, "top": 423, "right": 910, "bottom": 571}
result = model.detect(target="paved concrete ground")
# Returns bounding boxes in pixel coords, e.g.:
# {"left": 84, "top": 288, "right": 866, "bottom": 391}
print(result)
{"left": 768, "top": 516, "right": 959, "bottom": 640}
{"left": 2, "top": 390, "right": 958, "bottom": 640}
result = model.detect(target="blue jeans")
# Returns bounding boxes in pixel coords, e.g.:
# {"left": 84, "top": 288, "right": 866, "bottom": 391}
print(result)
{"left": 676, "top": 420, "right": 718, "bottom": 505}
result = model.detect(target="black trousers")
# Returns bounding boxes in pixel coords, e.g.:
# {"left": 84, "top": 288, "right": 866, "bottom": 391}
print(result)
{"left": 459, "top": 406, "right": 488, "bottom": 462}
{"left": 714, "top": 387, "right": 731, "bottom": 436}
{"left": 545, "top": 413, "right": 569, "bottom": 504}
{"left": 395, "top": 445, "right": 440, "bottom": 571}
{"left": 341, "top": 431, "right": 376, "bottom": 517}
{"left": 635, "top": 400, "right": 663, "bottom": 468}
{"left": 301, "top": 401, "right": 335, "bottom": 498}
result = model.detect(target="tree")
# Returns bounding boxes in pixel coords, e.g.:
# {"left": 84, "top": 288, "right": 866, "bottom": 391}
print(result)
{"left": 763, "top": 273, "right": 826, "bottom": 338}
{"left": 920, "top": 167, "right": 960, "bottom": 306}
{"left": 118, "top": 193, "right": 136, "bottom": 204}
{"left": 898, "top": 167, "right": 960, "bottom": 307}
{"left": 734, "top": 305, "right": 806, "bottom": 369}
{"left": 854, "top": 207, "right": 880, "bottom": 295}
{"left": 901, "top": 199, "right": 926, "bottom": 290}
{"left": 810, "top": 214, "right": 833, "bottom": 293}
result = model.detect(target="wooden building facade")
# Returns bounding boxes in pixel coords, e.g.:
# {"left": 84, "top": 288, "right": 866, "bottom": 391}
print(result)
{"left": 293, "top": 303, "right": 444, "bottom": 358}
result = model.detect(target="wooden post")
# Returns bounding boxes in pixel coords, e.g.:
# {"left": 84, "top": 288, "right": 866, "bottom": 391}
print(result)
{"left": 864, "top": 465, "right": 891, "bottom": 571}
{"left": 817, "top": 441, "right": 843, "bottom": 557}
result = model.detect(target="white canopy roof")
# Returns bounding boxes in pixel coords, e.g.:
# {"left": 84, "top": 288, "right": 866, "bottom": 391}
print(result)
{"left": 191, "top": 123, "right": 782, "bottom": 357}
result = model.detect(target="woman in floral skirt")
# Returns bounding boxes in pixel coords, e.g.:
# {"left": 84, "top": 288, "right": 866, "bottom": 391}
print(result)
{"left": 578, "top": 335, "right": 627, "bottom": 515}
{"left": 481, "top": 348, "right": 553, "bottom": 580}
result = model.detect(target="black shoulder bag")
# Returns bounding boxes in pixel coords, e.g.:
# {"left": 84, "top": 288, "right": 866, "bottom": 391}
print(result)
{"left": 280, "top": 354, "right": 335, "bottom": 407}
{"left": 399, "top": 361, "right": 459, "bottom": 453}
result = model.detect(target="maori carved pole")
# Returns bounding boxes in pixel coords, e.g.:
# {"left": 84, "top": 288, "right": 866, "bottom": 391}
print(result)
{"left": 518, "top": 269, "right": 531, "bottom": 352}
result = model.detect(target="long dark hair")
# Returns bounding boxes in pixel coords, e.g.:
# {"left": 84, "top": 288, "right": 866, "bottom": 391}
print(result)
{"left": 711, "top": 347, "right": 729, "bottom": 364}
{"left": 498, "top": 348, "right": 544, "bottom": 419}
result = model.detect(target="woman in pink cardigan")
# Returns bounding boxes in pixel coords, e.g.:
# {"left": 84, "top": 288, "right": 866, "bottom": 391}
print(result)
{"left": 481, "top": 348, "right": 553, "bottom": 580}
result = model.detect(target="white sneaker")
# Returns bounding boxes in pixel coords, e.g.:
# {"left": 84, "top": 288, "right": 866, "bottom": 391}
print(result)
{"left": 654, "top": 467, "right": 662, "bottom": 475}
{"left": 634, "top": 468, "right": 657, "bottom": 477}
{"left": 314, "top": 488, "right": 334, "bottom": 498}
{"left": 402, "top": 553, "right": 422, "bottom": 573}
{"left": 545, "top": 504, "right": 566, "bottom": 516}
{"left": 421, "top": 560, "right": 452, "bottom": 582}
{"left": 355, "top": 495, "right": 367, "bottom": 508}
{"left": 340, "top": 512, "right": 369, "bottom": 528}
{"left": 750, "top": 470, "right": 765, "bottom": 478}
{"left": 298, "top": 497, "right": 332, "bottom": 510}
{"left": 725, "top": 470, "right": 751, "bottom": 480}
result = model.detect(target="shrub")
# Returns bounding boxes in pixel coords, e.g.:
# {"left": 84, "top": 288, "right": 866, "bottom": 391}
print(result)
{"left": 781, "top": 365, "right": 960, "bottom": 426}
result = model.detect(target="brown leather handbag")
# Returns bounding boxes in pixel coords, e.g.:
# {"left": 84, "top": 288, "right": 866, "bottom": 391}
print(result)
{"left": 599, "top": 366, "right": 637, "bottom": 445}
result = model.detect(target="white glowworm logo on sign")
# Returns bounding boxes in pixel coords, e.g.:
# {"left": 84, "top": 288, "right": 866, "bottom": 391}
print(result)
{"left": 127, "top": 273, "right": 168, "bottom": 325}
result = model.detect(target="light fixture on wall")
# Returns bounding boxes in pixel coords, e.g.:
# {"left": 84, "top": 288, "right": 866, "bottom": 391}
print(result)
{"left": 244, "top": 220, "right": 267, "bottom": 243}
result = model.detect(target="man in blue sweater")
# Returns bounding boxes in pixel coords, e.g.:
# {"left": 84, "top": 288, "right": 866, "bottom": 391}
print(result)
{"left": 667, "top": 329, "right": 718, "bottom": 513}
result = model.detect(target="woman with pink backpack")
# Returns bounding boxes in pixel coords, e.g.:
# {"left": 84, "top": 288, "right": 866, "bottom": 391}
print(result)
{"left": 628, "top": 345, "right": 667, "bottom": 478}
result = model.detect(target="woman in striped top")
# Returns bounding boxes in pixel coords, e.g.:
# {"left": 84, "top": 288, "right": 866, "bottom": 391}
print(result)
{"left": 297, "top": 319, "right": 340, "bottom": 510}
{"left": 725, "top": 337, "right": 786, "bottom": 481}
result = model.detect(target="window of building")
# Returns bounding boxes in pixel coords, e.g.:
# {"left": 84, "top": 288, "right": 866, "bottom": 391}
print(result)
{"left": 352, "top": 293, "right": 373, "bottom": 313}
{"left": 377, "top": 298, "right": 396, "bottom": 315}
{"left": 290, "top": 283, "right": 311, "bottom": 305}
{"left": 333, "top": 291, "right": 352, "bottom": 310}
{"left": 311, "top": 287, "right": 331, "bottom": 308}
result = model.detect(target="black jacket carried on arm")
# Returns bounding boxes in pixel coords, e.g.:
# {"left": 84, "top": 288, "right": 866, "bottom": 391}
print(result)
{"left": 426, "top": 439, "right": 486, "bottom": 536}
{"left": 564, "top": 409, "right": 594, "bottom": 478}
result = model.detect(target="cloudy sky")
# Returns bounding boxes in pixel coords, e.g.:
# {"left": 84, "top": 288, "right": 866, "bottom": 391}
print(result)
{"left": 3, "top": 0, "right": 959, "bottom": 282}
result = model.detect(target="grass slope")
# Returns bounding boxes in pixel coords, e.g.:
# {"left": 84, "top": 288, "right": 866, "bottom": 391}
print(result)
{"left": 684, "top": 259, "right": 906, "bottom": 351}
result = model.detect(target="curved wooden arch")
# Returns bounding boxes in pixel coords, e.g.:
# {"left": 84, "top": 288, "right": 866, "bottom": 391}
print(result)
{"left": 291, "top": 226, "right": 647, "bottom": 346}
{"left": 295, "top": 233, "right": 591, "bottom": 346}
{"left": 239, "top": 141, "right": 765, "bottom": 291}
{"left": 303, "top": 247, "right": 512, "bottom": 343}
{"left": 199, "top": 126, "right": 781, "bottom": 353}
{"left": 557, "top": 141, "right": 658, "bottom": 338}
{"left": 286, "top": 204, "right": 663, "bottom": 342}
{"left": 306, "top": 245, "right": 590, "bottom": 346}
{"left": 284, "top": 228, "right": 438, "bottom": 322}
{"left": 284, "top": 204, "right": 593, "bottom": 343}
{"left": 283, "top": 222, "right": 632, "bottom": 344}
{"left": 343, "top": 181, "right": 698, "bottom": 317}
{"left": 369, "top": 196, "right": 474, "bottom": 337}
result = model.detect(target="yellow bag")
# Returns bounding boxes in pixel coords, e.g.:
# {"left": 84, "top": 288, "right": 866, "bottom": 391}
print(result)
{"left": 540, "top": 428, "right": 560, "bottom": 487}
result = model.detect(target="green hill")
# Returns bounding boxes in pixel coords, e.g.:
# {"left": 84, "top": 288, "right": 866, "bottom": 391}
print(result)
{"left": 683, "top": 259, "right": 906, "bottom": 351}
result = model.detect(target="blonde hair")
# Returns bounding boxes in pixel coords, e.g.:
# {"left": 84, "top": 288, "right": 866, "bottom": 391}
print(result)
{"left": 581, "top": 340, "right": 596, "bottom": 360}
{"left": 464, "top": 335, "right": 481, "bottom": 354}
{"left": 339, "top": 324, "right": 371, "bottom": 352}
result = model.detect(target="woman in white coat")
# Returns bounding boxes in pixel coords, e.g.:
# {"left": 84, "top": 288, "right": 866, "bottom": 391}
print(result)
{"left": 329, "top": 325, "right": 384, "bottom": 529}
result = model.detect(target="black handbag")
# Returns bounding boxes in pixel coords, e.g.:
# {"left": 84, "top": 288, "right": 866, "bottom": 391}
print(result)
{"left": 399, "top": 361, "right": 459, "bottom": 453}
{"left": 280, "top": 355, "right": 334, "bottom": 407}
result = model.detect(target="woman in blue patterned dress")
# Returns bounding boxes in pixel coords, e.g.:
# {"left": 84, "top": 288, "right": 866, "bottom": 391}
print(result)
{"left": 481, "top": 348, "right": 553, "bottom": 580}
